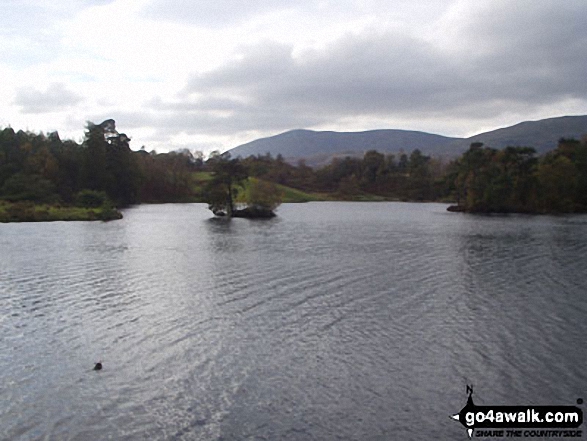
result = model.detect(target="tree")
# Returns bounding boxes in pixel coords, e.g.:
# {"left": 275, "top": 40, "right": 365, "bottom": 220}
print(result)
{"left": 337, "top": 174, "right": 361, "bottom": 199}
{"left": 245, "top": 178, "right": 283, "bottom": 211}
{"left": 75, "top": 189, "right": 109, "bottom": 208}
{"left": 362, "top": 150, "right": 385, "bottom": 185}
{"left": 81, "top": 119, "right": 139, "bottom": 206}
{"left": 537, "top": 154, "right": 578, "bottom": 212}
{"left": 406, "top": 149, "right": 432, "bottom": 200}
{"left": 204, "top": 153, "right": 248, "bottom": 216}
{"left": 0, "top": 173, "right": 55, "bottom": 203}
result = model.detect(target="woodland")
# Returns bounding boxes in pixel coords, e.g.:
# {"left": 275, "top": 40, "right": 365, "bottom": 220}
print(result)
{"left": 1, "top": 119, "right": 586, "bottom": 221}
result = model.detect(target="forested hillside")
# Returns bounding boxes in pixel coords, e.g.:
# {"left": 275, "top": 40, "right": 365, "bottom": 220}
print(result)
{"left": 2, "top": 120, "right": 587, "bottom": 220}
{"left": 446, "top": 138, "right": 587, "bottom": 213}
{"left": 0, "top": 120, "right": 202, "bottom": 209}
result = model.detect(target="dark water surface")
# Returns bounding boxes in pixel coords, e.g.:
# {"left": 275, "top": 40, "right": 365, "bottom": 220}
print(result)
{"left": 1, "top": 202, "right": 586, "bottom": 440}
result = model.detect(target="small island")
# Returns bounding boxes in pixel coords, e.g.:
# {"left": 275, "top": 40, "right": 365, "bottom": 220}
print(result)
{"left": 0, "top": 200, "right": 122, "bottom": 223}
{"left": 204, "top": 153, "right": 282, "bottom": 218}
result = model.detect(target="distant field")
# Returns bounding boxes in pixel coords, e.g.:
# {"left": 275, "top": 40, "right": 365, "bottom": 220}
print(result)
{"left": 191, "top": 172, "right": 330, "bottom": 203}
{"left": 274, "top": 183, "right": 332, "bottom": 203}
{"left": 190, "top": 172, "right": 393, "bottom": 203}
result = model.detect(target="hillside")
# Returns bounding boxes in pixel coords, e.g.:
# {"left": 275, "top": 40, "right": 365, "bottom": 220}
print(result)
{"left": 454, "top": 115, "right": 587, "bottom": 154}
{"left": 228, "top": 115, "right": 587, "bottom": 164}
{"left": 229, "top": 129, "right": 462, "bottom": 165}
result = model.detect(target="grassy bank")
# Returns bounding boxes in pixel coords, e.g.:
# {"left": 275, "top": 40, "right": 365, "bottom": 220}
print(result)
{"left": 274, "top": 183, "right": 333, "bottom": 202}
{"left": 192, "top": 172, "right": 331, "bottom": 203}
{"left": 192, "top": 172, "right": 392, "bottom": 203}
{"left": 0, "top": 201, "right": 123, "bottom": 223}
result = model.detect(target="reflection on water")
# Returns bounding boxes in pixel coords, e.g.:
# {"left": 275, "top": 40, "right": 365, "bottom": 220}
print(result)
{"left": 1, "top": 203, "right": 586, "bottom": 440}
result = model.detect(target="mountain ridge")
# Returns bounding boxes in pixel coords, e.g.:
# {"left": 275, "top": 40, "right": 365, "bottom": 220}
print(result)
{"left": 228, "top": 115, "right": 587, "bottom": 165}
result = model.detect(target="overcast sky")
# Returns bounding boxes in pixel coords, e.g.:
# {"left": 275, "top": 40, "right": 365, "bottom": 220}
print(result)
{"left": 2, "top": 0, "right": 587, "bottom": 153}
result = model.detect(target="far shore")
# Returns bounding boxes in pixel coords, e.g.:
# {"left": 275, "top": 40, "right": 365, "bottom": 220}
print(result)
{"left": 0, "top": 201, "right": 123, "bottom": 223}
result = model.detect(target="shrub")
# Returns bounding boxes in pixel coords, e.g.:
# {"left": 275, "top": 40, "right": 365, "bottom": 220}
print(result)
{"left": 75, "top": 189, "right": 109, "bottom": 208}
{"left": 0, "top": 173, "right": 56, "bottom": 203}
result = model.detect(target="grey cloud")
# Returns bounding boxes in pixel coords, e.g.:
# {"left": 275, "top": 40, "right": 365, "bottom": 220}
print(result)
{"left": 149, "top": 96, "right": 251, "bottom": 113}
{"left": 14, "top": 83, "right": 84, "bottom": 114}
{"left": 186, "top": 34, "right": 467, "bottom": 119}
{"left": 148, "top": 101, "right": 323, "bottom": 135}
{"left": 125, "top": 0, "right": 587, "bottom": 151}
{"left": 179, "top": 0, "right": 587, "bottom": 133}
{"left": 449, "top": 2, "right": 587, "bottom": 116}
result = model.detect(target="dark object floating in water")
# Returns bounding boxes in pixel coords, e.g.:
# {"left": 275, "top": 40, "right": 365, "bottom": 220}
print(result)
{"left": 94, "top": 362, "right": 102, "bottom": 371}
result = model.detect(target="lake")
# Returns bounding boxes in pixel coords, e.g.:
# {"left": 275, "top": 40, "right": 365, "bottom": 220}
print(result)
{"left": 1, "top": 202, "right": 586, "bottom": 440}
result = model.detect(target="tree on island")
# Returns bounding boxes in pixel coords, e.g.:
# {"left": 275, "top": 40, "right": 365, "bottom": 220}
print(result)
{"left": 242, "top": 177, "right": 283, "bottom": 216}
{"left": 204, "top": 152, "right": 248, "bottom": 216}
{"left": 203, "top": 153, "right": 281, "bottom": 218}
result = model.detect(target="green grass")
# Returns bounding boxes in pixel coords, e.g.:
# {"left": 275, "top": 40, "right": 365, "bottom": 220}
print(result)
{"left": 237, "top": 178, "right": 329, "bottom": 203}
{"left": 0, "top": 201, "right": 122, "bottom": 223}
{"left": 189, "top": 172, "right": 396, "bottom": 204}
{"left": 274, "top": 184, "right": 331, "bottom": 203}
{"left": 273, "top": 183, "right": 388, "bottom": 202}
{"left": 193, "top": 174, "right": 329, "bottom": 204}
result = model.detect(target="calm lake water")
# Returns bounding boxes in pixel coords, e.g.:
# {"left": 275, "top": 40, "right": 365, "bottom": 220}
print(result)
{"left": 1, "top": 202, "right": 586, "bottom": 440}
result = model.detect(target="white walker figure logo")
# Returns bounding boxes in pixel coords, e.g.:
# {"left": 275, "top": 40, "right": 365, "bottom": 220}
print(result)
{"left": 451, "top": 385, "right": 583, "bottom": 439}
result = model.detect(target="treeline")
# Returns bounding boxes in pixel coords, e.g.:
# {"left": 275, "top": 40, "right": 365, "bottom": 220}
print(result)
{"left": 0, "top": 120, "right": 202, "bottom": 208}
{"left": 2, "top": 119, "right": 586, "bottom": 214}
{"left": 241, "top": 149, "right": 447, "bottom": 201}
{"left": 445, "top": 138, "right": 587, "bottom": 213}
{"left": 240, "top": 137, "right": 587, "bottom": 212}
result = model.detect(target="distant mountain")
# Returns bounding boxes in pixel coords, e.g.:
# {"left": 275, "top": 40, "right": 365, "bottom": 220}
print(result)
{"left": 227, "top": 115, "right": 587, "bottom": 165}
{"left": 454, "top": 115, "right": 587, "bottom": 154}
{"left": 230, "top": 129, "right": 462, "bottom": 166}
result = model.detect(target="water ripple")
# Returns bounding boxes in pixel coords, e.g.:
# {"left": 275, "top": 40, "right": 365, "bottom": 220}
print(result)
{"left": 1, "top": 203, "right": 586, "bottom": 440}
